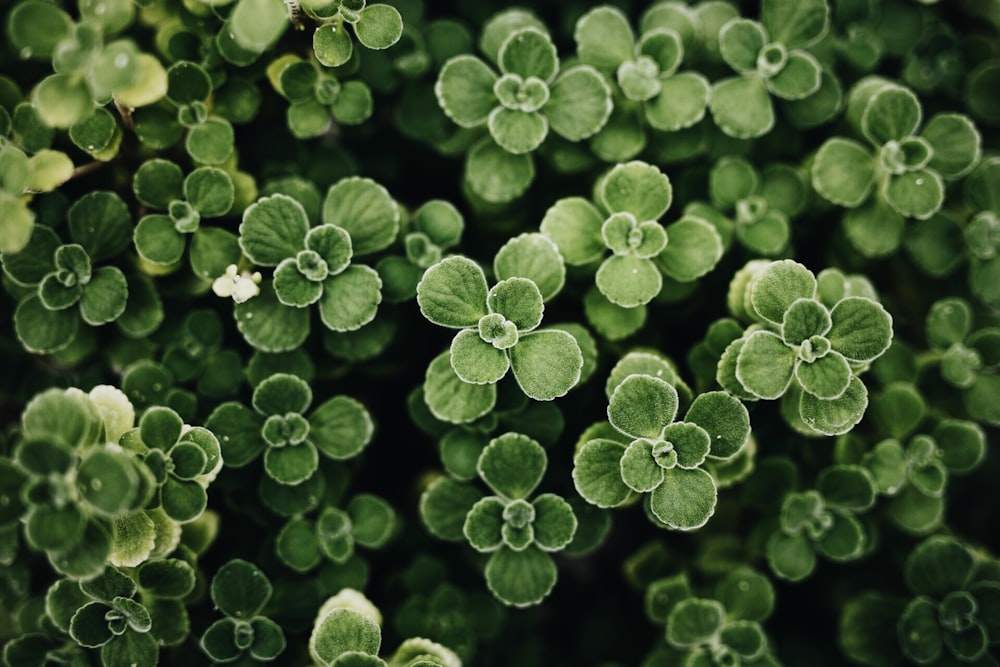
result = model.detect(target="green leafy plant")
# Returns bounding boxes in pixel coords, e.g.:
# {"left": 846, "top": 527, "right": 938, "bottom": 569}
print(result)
{"left": 2, "top": 0, "right": 999, "bottom": 665}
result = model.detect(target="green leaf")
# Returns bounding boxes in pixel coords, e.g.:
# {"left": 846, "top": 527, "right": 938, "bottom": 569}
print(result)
{"left": 782, "top": 298, "right": 831, "bottom": 345}
{"left": 22, "top": 387, "right": 103, "bottom": 450}
{"left": 799, "top": 376, "right": 869, "bottom": 436}
{"left": 78, "top": 266, "right": 128, "bottom": 325}
{"left": 133, "top": 160, "right": 183, "bottom": 209}
{"left": 201, "top": 617, "right": 242, "bottom": 662}
{"left": 264, "top": 440, "right": 318, "bottom": 485}
{"left": 7, "top": 0, "right": 74, "bottom": 59}
{"left": 317, "top": 265, "right": 383, "bottom": 333}
{"left": 499, "top": 28, "right": 558, "bottom": 81}
{"left": 608, "top": 374, "right": 678, "bottom": 439}
{"left": 662, "top": 422, "right": 711, "bottom": 469}
{"left": 488, "top": 108, "right": 548, "bottom": 154}
{"left": 451, "top": 329, "right": 510, "bottom": 384}
{"left": 649, "top": 467, "right": 718, "bottom": 530}
{"left": 921, "top": 113, "right": 981, "bottom": 180}
{"left": 488, "top": 277, "right": 544, "bottom": 331}
{"left": 545, "top": 65, "right": 613, "bottom": 141}
{"left": 761, "top": 0, "right": 829, "bottom": 48}
{"left": 861, "top": 84, "right": 922, "bottom": 147}
{"left": 463, "top": 496, "right": 505, "bottom": 552}
{"left": 882, "top": 169, "right": 944, "bottom": 220}
{"left": 484, "top": 545, "right": 557, "bottom": 607}
{"left": 817, "top": 465, "right": 877, "bottom": 512}
{"left": 933, "top": 419, "right": 985, "bottom": 473}
{"left": 685, "top": 391, "right": 751, "bottom": 459}
{"left": 646, "top": 71, "right": 711, "bottom": 131}
{"left": 138, "top": 559, "right": 196, "bottom": 599}
{"left": 230, "top": 0, "right": 288, "bottom": 52}
{"left": 419, "top": 476, "right": 483, "bottom": 542}
{"left": 310, "top": 608, "right": 381, "bottom": 665}
{"left": 186, "top": 118, "right": 234, "bottom": 165}
{"left": 736, "top": 331, "right": 796, "bottom": 399}
{"left": 620, "top": 439, "right": 664, "bottom": 493}
{"left": 77, "top": 449, "right": 140, "bottom": 517}
{"left": 716, "top": 568, "right": 776, "bottom": 622}
{"left": 249, "top": 617, "right": 286, "bottom": 661}
{"left": 435, "top": 55, "right": 498, "bottom": 127}
{"left": 905, "top": 535, "right": 975, "bottom": 597}
{"left": 598, "top": 161, "right": 672, "bottom": 221}
{"left": 811, "top": 138, "right": 875, "bottom": 207}
{"left": 766, "top": 531, "right": 816, "bottom": 581}
{"left": 750, "top": 259, "right": 818, "bottom": 325}
{"left": 926, "top": 298, "right": 972, "bottom": 349}
{"left": 278, "top": 518, "right": 322, "bottom": 572}
{"left": 354, "top": 4, "right": 403, "bottom": 50}
{"left": 574, "top": 6, "right": 635, "bottom": 70}
{"left": 767, "top": 50, "right": 822, "bottom": 101}
{"left": 161, "top": 476, "right": 208, "bottom": 522}
{"left": 573, "top": 439, "right": 631, "bottom": 507}
{"left": 595, "top": 254, "right": 662, "bottom": 308}
{"left": 424, "top": 351, "right": 497, "bottom": 424}
{"left": 828, "top": 297, "right": 893, "bottom": 363}
{"left": 211, "top": 559, "right": 272, "bottom": 619}
{"left": 539, "top": 197, "right": 605, "bottom": 266}
{"left": 185, "top": 167, "right": 234, "bottom": 217}
{"left": 531, "top": 493, "right": 576, "bottom": 552}
{"left": 666, "top": 598, "right": 725, "bottom": 647}
{"left": 464, "top": 137, "right": 535, "bottom": 203}
{"left": 252, "top": 373, "right": 311, "bottom": 419}
{"left": 309, "top": 395, "right": 373, "bottom": 460}
{"left": 796, "top": 352, "right": 852, "bottom": 400}
{"left": 656, "top": 216, "right": 723, "bottom": 283}
{"left": 477, "top": 432, "right": 546, "bottom": 500}
{"left": 709, "top": 76, "right": 774, "bottom": 139}
{"left": 322, "top": 177, "right": 399, "bottom": 257}
{"left": 508, "top": 329, "right": 583, "bottom": 401}
{"left": 240, "top": 194, "right": 310, "bottom": 266}
{"left": 26, "top": 504, "right": 86, "bottom": 552}
{"left": 313, "top": 23, "right": 353, "bottom": 68}
{"left": 493, "top": 233, "right": 565, "bottom": 302}
{"left": 274, "top": 258, "right": 324, "bottom": 307}
{"left": 67, "top": 191, "right": 131, "bottom": 263}
{"left": 417, "top": 256, "right": 489, "bottom": 328}
{"left": 719, "top": 19, "right": 767, "bottom": 73}
{"left": 347, "top": 494, "right": 395, "bottom": 549}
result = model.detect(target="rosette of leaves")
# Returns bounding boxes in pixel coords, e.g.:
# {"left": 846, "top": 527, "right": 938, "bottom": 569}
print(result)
{"left": 310, "top": 601, "right": 462, "bottom": 667}
{"left": 158, "top": 309, "right": 244, "bottom": 401}
{"left": 47, "top": 558, "right": 196, "bottom": 664}
{"left": 118, "top": 406, "right": 222, "bottom": 524}
{"left": 235, "top": 178, "right": 399, "bottom": 350}
{"left": 717, "top": 260, "right": 893, "bottom": 436}
{"left": 131, "top": 159, "right": 240, "bottom": 278}
{"left": 705, "top": 156, "right": 810, "bottom": 256}
{"left": 275, "top": 493, "right": 397, "bottom": 573}
{"left": 573, "top": 6, "right": 711, "bottom": 157}
{"left": 539, "top": 160, "right": 723, "bottom": 309}
{"left": 11, "top": 387, "right": 153, "bottom": 579}
{"left": 572, "top": 373, "right": 750, "bottom": 531}
{"left": 0, "top": 139, "right": 74, "bottom": 254}
{"left": 765, "top": 465, "right": 877, "bottom": 582}
{"left": 811, "top": 77, "right": 982, "bottom": 256}
{"left": 861, "top": 417, "right": 985, "bottom": 534}
{"left": 200, "top": 559, "right": 286, "bottom": 663}
{"left": 924, "top": 297, "right": 1000, "bottom": 426}
{"left": 270, "top": 55, "right": 375, "bottom": 137}
{"left": 2, "top": 215, "right": 130, "bottom": 355}
{"left": 305, "top": 0, "right": 404, "bottom": 67}
{"left": 416, "top": 255, "right": 583, "bottom": 408}
{"left": 905, "top": 157, "right": 1000, "bottom": 306}
{"left": 205, "top": 372, "right": 374, "bottom": 485}
{"left": 709, "top": 0, "right": 831, "bottom": 138}
{"left": 377, "top": 199, "right": 464, "bottom": 303}
{"left": 896, "top": 536, "right": 1000, "bottom": 666}
{"left": 394, "top": 579, "right": 503, "bottom": 663}
{"left": 419, "top": 433, "right": 578, "bottom": 607}
{"left": 9, "top": 0, "right": 167, "bottom": 131}
{"left": 663, "top": 569, "right": 781, "bottom": 666}
{"left": 435, "top": 25, "right": 612, "bottom": 201}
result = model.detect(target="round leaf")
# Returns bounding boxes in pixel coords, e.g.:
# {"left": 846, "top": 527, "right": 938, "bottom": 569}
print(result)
{"left": 477, "top": 432, "right": 546, "bottom": 500}
{"left": 484, "top": 545, "right": 557, "bottom": 608}
{"left": 572, "top": 439, "right": 631, "bottom": 508}
{"left": 649, "top": 467, "right": 718, "bottom": 530}
{"left": 417, "top": 256, "right": 489, "bottom": 328}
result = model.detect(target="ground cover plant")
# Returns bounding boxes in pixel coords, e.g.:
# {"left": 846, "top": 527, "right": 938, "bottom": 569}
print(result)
{"left": 1, "top": 0, "right": 999, "bottom": 665}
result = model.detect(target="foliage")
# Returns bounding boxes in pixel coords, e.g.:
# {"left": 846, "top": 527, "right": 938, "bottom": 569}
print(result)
{"left": 1, "top": 0, "right": 999, "bottom": 666}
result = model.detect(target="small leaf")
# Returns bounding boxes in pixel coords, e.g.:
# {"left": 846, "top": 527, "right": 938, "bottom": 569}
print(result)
{"left": 685, "top": 391, "right": 751, "bottom": 459}
{"left": 646, "top": 71, "right": 711, "bottom": 131}
{"left": 716, "top": 568, "right": 776, "bottom": 622}
{"left": 508, "top": 329, "right": 583, "bottom": 401}
{"left": 922, "top": 113, "right": 981, "bottom": 180}
{"left": 464, "top": 137, "right": 535, "bottom": 203}
{"left": 211, "top": 559, "right": 272, "bottom": 619}
{"left": 310, "top": 608, "right": 381, "bottom": 665}
{"left": 450, "top": 329, "right": 510, "bottom": 384}
{"left": 417, "top": 256, "right": 489, "bottom": 328}
{"left": 264, "top": 441, "right": 318, "bottom": 485}
{"left": 499, "top": 28, "right": 558, "bottom": 81}
{"left": 545, "top": 65, "right": 613, "bottom": 141}
{"left": 811, "top": 138, "right": 875, "bottom": 207}
{"left": 595, "top": 254, "right": 663, "bottom": 308}
{"left": 719, "top": 19, "right": 767, "bottom": 73}
{"left": 79, "top": 266, "right": 128, "bottom": 326}
{"left": 574, "top": 6, "right": 635, "bottom": 70}
{"left": 709, "top": 76, "right": 774, "bottom": 139}
{"left": 493, "top": 233, "right": 566, "bottom": 302}
{"left": 230, "top": 0, "right": 287, "bottom": 51}
{"left": 796, "top": 352, "right": 853, "bottom": 400}
{"left": 656, "top": 216, "right": 723, "bottom": 283}
{"left": 666, "top": 598, "right": 725, "bottom": 647}
{"left": 435, "top": 55, "right": 498, "bottom": 127}
{"left": 750, "top": 260, "right": 818, "bottom": 325}
{"left": 484, "top": 545, "right": 557, "bottom": 608}
{"left": 354, "top": 4, "right": 403, "bottom": 50}
{"left": 539, "top": 197, "right": 605, "bottom": 266}
{"left": 531, "top": 493, "right": 577, "bottom": 552}
{"left": 620, "top": 439, "right": 664, "bottom": 493}
{"left": 766, "top": 50, "right": 822, "bottom": 101}
{"left": 424, "top": 351, "right": 497, "bottom": 424}
{"left": 761, "top": 0, "right": 829, "bottom": 49}
{"left": 649, "top": 467, "right": 718, "bottom": 530}
{"left": 573, "top": 439, "right": 632, "bottom": 508}
{"left": 905, "top": 536, "right": 975, "bottom": 598}
{"left": 766, "top": 531, "right": 816, "bottom": 581}
{"left": 861, "top": 84, "right": 922, "bottom": 147}
{"left": 608, "top": 374, "right": 678, "bottom": 439}
{"left": 463, "top": 496, "right": 505, "bottom": 552}
{"left": 488, "top": 108, "right": 548, "bottom": 154}
{"left": 309, "top": 395, "right": 373, "bottom": 461}
{"left": 488, "top": 277, "right": 544, "bottom": 332}
{"left": 317, "top": 265, "right": 383, "bottom": 333}
{"left": 419, "top": 477, "right": 483, "bottom": 542}
{"left": 882, "top": 169, "right": 944, "bottom": 220}
{"left": 477, "top": 432, "right": 546, "bottom": 500}
{"left": 253, "top": 372, "right": 312, "bottom": 416}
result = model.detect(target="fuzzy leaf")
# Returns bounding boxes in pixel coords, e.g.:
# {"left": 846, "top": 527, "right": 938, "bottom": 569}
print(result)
{"left": 767, "top": 50, "right": 822, "bottom": 101}
{"left": 922, "top": 113, "right": 981, "bottom": 180}
{"left": 499, "top": 28, "right": 558, "bottom": 81}
{"left": 595, "top": 254, "right": 662, "bottom": 307}
{"left": 420, "top": 477, "right": 483, "bottom": 542}
{"left": 620, "top": 439, "right": 664, "bottom": 493}
{"left": 811, "top": 138, "right": 875, "bottom": 207}
{"left": 424, "top": 351, "right": 497, "bottom": 424}
{"left": 464, "top": 496, "right": 505, "bottom": 552}
{"left": 488, "top": 277, "right": 544, "bottom": 331}
{"left": 451, "top": 329, "right": 510, "bottom": 384}
{"left": 657, "top": 216, "right": 723, "bottom": 282}
{"left": 309, "top": 396, "right": 373, "bottom": 461}
{"left": 539, "top": 197, "right": 606, "bottom": 265}
{"left": 484, "top": 545, "right": 557, "bottom": 607}
{"left": 766, "top": 531, "right": 815, "bottom": 581}
{"left": 882, "top": 170, "right": 944, "bottom": 220}
{"left": 646, "top": 71, "right": 711, "bottom": 131}
{"left": 719, "top": 19, "right": 767, "bottom": 73}
{"left": 598, "top": 161, "right": 672, "bottom": 221}
{"left": 239, "top": 194, "right": 310, "bottom": 266}
{"left": 574, "top": 6, "right": 634, "bottom": 70}
{"left": 573, "top": 439, "right": 631, "bottom": 508}
{"left": 435, "top": 55, "right": 498, "bottom": 127}
{"left": 477, "top": 433, "right": 546, "bottom": 500}
{"left": 545, "top": 65, "right": 613, "bottom": 141}
{"left": 796, "top": 352, "right": 852, "bottom": 399}
{"left": 828, "top": 297, "right": 893, "bottom": 363}
{"left": 861, "top": 85, "right": 922, "bottom": 147}
{"left": 761, "top": 0, "right": 829, "bottom": 48}
{"left": 736, "top": 331, "right": 796, "bottom": 399}
{"left": 608, "top": 374, "right": 679, "bottom": 439}
{"left": 493, "top": 233, "right": 565, "bottom": 302}
{"left": 799, "top": 376, "right": 869, "bottom": 436}
{"left": 531, "top": 493, "right": 577, "bottom": 552}
{"left": 211, "top": 559, "right": 272, "bottom": 619}
{"left": 417, "top": 256, "right": 489, "bottom": 328}
{"left": 685, "top": 391, "right": 751, "bottom": 459}
{"left": 649, "top": 467, "right": 718, "bottom": 530}
{"left": 508, "top": 329, "right": 583, "bottom": 401}
{"left": 666, "top": 598, "right": 725, "bottom": 647}
{"left": 318, "top": 265, "right": 383, "bottom": 333}
{"left": 322, "top": 178, "right": 399, "bottom": 257}
{"left": 310, "top": 608, "right": 381, "bottom": 665}
{"left": 710, "top": 76, "right": 774, "bottom": 139}
{"left": 750, "top": 259, "right": 818, "bottom": 325}
{"left": 354, "top": 4, "right": 403, "bottom": 50}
